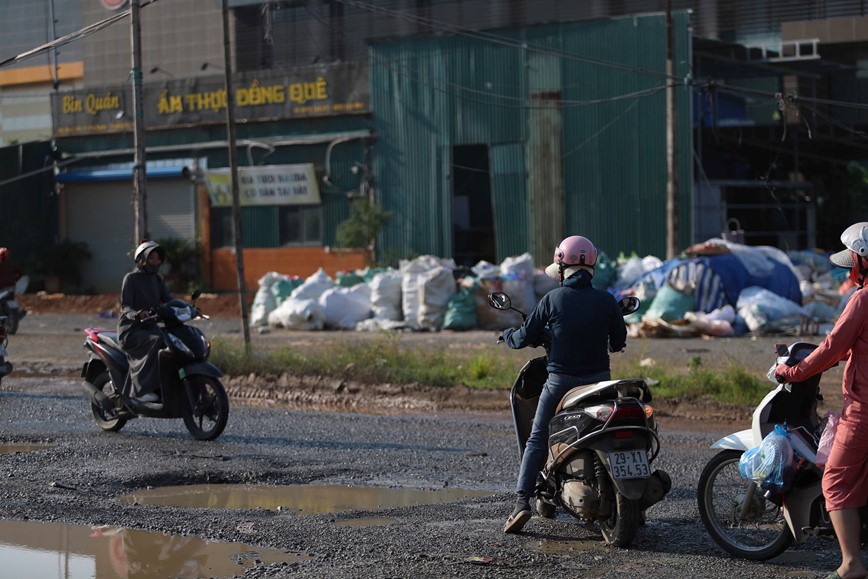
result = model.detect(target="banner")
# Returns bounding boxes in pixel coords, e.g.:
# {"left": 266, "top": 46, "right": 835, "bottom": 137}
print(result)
{"left": 204, "top": 165, "right": 321, "bottom": 207}
{"left": 52, "top": 62, "right": 369, "bottom": 136}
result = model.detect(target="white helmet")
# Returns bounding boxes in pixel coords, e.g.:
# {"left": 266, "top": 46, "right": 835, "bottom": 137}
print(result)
{"left": 830, "top": 222, "right": 868, "bottom": 268}
{"left": 133, "top": 240, "right": 165, "bottom": 263}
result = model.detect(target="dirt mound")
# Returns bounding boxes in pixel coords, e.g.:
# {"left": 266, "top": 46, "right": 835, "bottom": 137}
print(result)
{"left": 18, "top": 292, "right": 247, "bottom": 318}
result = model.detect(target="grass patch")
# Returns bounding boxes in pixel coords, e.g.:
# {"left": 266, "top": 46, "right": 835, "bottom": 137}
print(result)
{"left": 211, "top": 339, "right": 768, "bottom": 405}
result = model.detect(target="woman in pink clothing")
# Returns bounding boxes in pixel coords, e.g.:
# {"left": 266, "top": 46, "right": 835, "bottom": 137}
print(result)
{"left": 776, "top": 222, "right": 868, "bottom": 579}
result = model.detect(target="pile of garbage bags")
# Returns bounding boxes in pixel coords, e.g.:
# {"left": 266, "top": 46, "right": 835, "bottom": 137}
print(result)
{"left": 249, "top": 238, "right": 854, "bottom": 336}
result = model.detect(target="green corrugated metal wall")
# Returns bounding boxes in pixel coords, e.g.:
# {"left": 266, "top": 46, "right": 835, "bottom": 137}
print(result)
{"left": 371, "top": 13, "right": 692, "bottom": 265}
{"left": 0, "top": 142, "right": 57, "bottom": 270}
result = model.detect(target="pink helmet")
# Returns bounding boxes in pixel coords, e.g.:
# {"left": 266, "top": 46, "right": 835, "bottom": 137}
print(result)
{"left": 545, "top": 236, "right": 598, "bottom": 280}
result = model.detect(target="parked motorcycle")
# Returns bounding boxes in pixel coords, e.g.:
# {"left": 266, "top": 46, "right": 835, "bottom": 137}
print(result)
{"left": 0, "top": 275, "right": 29, "bottom": 335}
{"left": 488, "top": 291, "right": 671, "bottom": 547}
{"left": 80, "top": 290, "right": 229, "bottom": 441}
{"left": 697, "top": 341, "right": 868, "bottom": 560}
{"left": 0, "top": 314, "right": 11, "bottom": 384}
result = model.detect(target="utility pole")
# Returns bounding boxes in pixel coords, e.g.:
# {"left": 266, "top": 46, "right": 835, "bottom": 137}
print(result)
{"left": 130, "top": 0, "right": 148, "bottom": 242}
{"left": 221, "top": 0, "right": 251, "bottom": 347}
{"left": 665, "top": 0, "right": 679, "bottom": 259}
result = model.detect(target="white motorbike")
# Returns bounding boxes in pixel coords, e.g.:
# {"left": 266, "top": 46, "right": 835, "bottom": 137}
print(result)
{"left": 697, "top": 341, "right": 868, "bottom": 560}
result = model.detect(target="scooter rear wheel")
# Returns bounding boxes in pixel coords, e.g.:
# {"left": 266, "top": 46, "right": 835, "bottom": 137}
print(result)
{"left": 697, "top": 449, "right": 792, "bottom": 560}
{"left": 599, "top": 489, "right": 638, "bottom": 547}
{"left": 90, "top": 372, "right": 126, "bottom": 432}
{"left": 182, "top": 376, "right": 229, "bottom": 441}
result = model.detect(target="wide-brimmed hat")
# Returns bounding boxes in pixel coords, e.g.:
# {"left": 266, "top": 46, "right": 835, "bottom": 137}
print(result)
{"left": 830, "top": 248, "right": 855, "bottom": 268}
{"left": 544, "top": 262, "right": 594, "bottom": 280}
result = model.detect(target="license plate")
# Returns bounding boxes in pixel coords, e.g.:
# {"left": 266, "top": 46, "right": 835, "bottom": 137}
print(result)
{"left": 609, "top": 450, "right": 650, "bottom": 479}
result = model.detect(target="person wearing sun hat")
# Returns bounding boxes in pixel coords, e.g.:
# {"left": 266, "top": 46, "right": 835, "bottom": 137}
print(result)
{"left": 501, "top": 235, "right": 627, "bottom": 534}
{"left": 775, "top": 222, "right": 868, "bottom": 579}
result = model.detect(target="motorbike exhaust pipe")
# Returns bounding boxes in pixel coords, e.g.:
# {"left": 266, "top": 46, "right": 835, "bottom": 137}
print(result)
{"left": 81, "top": 381, "right": 115, "bottom": 413}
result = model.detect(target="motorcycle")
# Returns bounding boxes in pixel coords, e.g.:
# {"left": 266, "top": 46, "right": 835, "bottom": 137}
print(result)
{"left": 488, "top": 291, "right": 671, "bottom": 547}
{"left": 0, "top": 314, "right": 11, "bottom": 384}
{"left": 697, "top": 341, "right": 868, "bottom": 560}
{"left": 80, "top": 290, "right": 229, "bottom": 441}
{"left": 0, "top": 275, "right": 29, "bottom": 335}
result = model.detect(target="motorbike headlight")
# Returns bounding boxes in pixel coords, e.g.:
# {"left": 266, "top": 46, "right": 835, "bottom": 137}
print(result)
{"left": 172, "top": 306, "right": 193, "bottom": 322}
{"left": 167, "top": 333, "right": 193, "bottom": 356}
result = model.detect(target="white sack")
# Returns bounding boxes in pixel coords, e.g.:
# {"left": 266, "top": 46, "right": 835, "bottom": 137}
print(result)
{"left": 289, "top": 268, "right": 335, "bottom": 301}
{"left": 736, "top": 286, "right": 809, "bottom": 332}
{"left": 369, "top": 270, "right": 403, "bottom": 321}
{"left": 400, "top": 255, "right": 455, "bottom": 330}
{"left": 418, "top": 266, "right": 457, "bottom": 331}
{"left": 320, "top": 284, "right": 373, "bottom": 330}
{"left": 250, "top": 271, "right": 282, "bottom": 327}
{"left": 501, "top": 252, "right": 538, "bottom": 313}
{"left": 267, "top": 298, "right": 325, "bottom": 330}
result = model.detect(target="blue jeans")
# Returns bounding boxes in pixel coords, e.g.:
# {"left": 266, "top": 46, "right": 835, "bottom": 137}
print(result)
{"left": 516, "top": 370, "right": 611, "bottom": 496}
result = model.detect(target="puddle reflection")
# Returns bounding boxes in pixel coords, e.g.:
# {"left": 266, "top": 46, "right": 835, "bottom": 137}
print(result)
{"left": 121, "top": 484, "right": 494, "bottom": 514}
{"left": 0, "top": 443, "right": 52, "bottom": 454}
{"left": 0, "top": 519, "right": 310, "bottom": 578}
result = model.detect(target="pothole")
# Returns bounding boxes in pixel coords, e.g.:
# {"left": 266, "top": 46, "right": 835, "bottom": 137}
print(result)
{"left": 0, "top": 519, "right": 311, "bottom": 578}
{"left": 120, "top": 483, "right": 495, "bottom": 513}
{"left": 0, "top": 443, "right": 53, "bottom": 454}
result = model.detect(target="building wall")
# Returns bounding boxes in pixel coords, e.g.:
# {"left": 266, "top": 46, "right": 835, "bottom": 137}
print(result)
{"left": 371, "top": 14, "right": 692, "bottom": 265}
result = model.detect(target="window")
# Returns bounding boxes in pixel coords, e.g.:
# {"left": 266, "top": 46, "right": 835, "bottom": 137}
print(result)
{"left": 209, "top": 205, "right": 322, "bottom": 248}
{"left": 279, "top": 205, "right": 321, "bottom": 246}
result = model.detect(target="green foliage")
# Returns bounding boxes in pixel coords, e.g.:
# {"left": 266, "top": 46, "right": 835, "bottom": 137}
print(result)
{"left": 157, "top": 237, "right": 204, "bottom": 293}
{"left": 335, "top": 198, "right": 392, "bottom": 250}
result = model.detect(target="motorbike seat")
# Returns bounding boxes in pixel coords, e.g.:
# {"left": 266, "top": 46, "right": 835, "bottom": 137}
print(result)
{"left": 557, "top": 379, "right": 651, "bottom": 413}
{"left": 95, "top": 331, "right": 121, "bottom": 351}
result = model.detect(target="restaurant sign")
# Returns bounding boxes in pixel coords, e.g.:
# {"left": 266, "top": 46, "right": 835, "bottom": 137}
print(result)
{"left": 51, "top": 62, "right": 369, "bottom": 137}
{"left": 204, "top": 165, "right": 322, "bottom": 207}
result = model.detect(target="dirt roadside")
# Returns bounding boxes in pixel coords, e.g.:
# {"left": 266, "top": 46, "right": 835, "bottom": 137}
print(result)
{"left": 13, "top": 292, "right": 844, "bottom": 428}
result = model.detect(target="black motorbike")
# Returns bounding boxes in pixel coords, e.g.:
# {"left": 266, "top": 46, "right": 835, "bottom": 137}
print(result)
{"left": 0, "top": 274, "right": 27, "bottom": 335}
{"left": 489, "top": 291, "right": 670, "bottom": 547}
{"left": 80, "top": 290, "right": 229, "bottom": 441}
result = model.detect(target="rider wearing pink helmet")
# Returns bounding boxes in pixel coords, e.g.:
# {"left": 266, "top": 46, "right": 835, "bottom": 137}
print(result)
{"left": 502, "top": 235, "right": 627, "bottom": 534}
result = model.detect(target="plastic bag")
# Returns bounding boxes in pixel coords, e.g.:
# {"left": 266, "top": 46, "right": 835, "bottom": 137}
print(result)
{"left": 816, "top": 413, "right": 840, "bottom": 468}
{"left": 738, "top": 424, "right": 795, "bottom": 491}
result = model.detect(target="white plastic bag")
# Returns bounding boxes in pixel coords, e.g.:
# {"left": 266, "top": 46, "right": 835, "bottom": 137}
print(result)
{"left": 816, "top": 413, "right": 840, "bottom": 468}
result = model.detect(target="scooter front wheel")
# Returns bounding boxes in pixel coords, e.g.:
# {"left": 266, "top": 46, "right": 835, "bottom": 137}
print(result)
{"left": 182, "top": 376, "right": 229, "bottom": 441}
{"left": 697, "top": 449, "right": 792, "bottom": 560}
{"left": 90, "top": 372, "right": 126, "bottom": 432}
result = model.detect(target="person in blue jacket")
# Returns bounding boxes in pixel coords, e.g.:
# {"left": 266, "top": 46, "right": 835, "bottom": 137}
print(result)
{"left": 502, "top": 235, "right": 627, "bottom": 534}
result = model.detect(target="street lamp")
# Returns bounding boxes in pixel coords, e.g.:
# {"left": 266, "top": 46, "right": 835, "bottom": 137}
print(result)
{"left": 149, "top": 66, "right": 174, "bottom": 79}
{"left": 201, "top": 62, "right": 223, "bottom": 72}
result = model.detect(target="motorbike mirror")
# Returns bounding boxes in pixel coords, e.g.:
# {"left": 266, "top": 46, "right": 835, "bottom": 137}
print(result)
{"left": 488, "top": 292, "right": 512, "bottom": 311}
{"left": 191, "top": 289, "right": 202, "bottom": 301}
{"left": 617, "top": 296, "right": 641, "bottom": 317}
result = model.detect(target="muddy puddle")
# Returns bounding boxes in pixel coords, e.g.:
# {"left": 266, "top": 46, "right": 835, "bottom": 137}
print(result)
{"left": 0, "top": 519, "right": 310, "bottom": 578}
{"left": 121, "top": 484, "right": 494, "bottom": 514}
{"left": 0, "top": 443, "right": 52, "bottom": 454}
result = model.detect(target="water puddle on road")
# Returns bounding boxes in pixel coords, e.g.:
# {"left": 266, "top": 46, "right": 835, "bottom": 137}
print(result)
{"left": 0, "top": 443, "right": 52, "bottom": 454}
{"left": 0, "top": 519, "right": 310, "bottom": 579}
{"left": 120, "top": 484, "right": 494, "bottom": 514}
{"left": 531, "top": 537, "right": 606, "bottom": 556}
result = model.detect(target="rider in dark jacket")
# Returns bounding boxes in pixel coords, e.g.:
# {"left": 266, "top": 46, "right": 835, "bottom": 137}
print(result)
{"left": 502, "top": 235, "right": 627, "bottom": 534}
{"left": 118, "top": 241, "right": 171, "bottom": 403}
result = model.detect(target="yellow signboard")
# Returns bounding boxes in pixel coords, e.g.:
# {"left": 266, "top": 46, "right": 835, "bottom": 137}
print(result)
{"left": 204, "top": 165, "right": 322, "bottom": 207}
